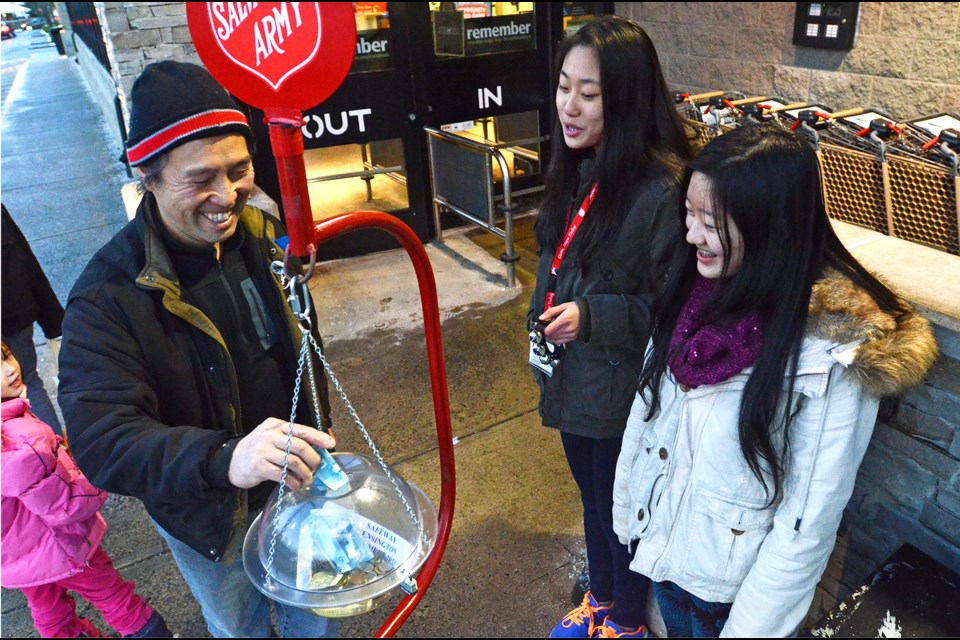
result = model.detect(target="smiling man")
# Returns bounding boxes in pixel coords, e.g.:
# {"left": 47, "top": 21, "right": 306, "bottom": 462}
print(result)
{"left": 58, "top": 61, "right": 337, "bottom": 638}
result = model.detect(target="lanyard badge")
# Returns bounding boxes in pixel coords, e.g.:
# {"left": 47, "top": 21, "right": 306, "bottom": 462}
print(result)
{"left": 529, "top": 319, "right": 562, "bottom": 376}
{"left": 529, "top": 182, "right": 598, "bottom": 377}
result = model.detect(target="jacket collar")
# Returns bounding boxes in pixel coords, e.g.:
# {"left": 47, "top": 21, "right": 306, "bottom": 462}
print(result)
{"left": 1, "top": 397, "right": 29, "bottom": 421}
{"left": 134, "top": 192, "right": 278, "bottom": 293}
{"left": 806, "top": 273, "right": 937, "bottom": 396}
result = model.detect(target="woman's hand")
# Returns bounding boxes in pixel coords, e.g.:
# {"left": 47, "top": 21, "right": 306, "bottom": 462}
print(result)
{"left": 539, "top": 302, "right": 581, "bottom": 345}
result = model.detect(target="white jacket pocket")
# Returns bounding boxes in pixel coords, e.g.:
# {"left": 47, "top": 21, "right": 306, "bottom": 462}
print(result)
{"left": 680, "top": 483, "right": 775, "bottom": 587}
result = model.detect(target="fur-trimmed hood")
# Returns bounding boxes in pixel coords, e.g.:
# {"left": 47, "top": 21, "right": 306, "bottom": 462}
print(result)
{"left": 806, "top": 274, "right": 937, "bottom": 397}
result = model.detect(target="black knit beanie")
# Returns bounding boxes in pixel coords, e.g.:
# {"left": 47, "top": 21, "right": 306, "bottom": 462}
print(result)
{"left": 125, "top": 61, "right": 253, "bottom": 167}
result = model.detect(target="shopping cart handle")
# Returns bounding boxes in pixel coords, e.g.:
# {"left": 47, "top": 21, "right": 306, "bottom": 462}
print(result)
{"left": 792, "top": 110, "right": 829, "bottom": 131}
{"left": 861, "top": 119, "right": 900, "bottom": 140}
{"left": 941, "top": 128, "right": 960, "bottom": 150}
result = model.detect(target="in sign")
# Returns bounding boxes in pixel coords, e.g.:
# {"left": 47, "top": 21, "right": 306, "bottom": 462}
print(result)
{"left": 478, "top": 85, "right": 502, "bottom": 110}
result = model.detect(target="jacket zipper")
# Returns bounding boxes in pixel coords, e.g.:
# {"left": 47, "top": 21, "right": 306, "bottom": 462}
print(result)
{"left": 217, "top": 260, "right": 251, "bottom": 346}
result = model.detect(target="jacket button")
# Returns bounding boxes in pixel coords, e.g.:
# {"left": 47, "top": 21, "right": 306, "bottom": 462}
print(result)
{"left": 209, "top": 548, "right": 217, "bottom": 555}
{"left": 637, "top": 508, "right": 645, "bottom": 521}
{"left": 659, "top": 448, "right": 668, "bottom": 460}
{"left": 731, "top": 529, "right": 745, "bottom": 536}
{"left": 679, "top": 384, "right": 691, "bottom": 392}
{"left": 602, "top": 269, "right": 613, "bottom": 281}
{"left": 208, "top": 365, "right": 215, "bottom": 373}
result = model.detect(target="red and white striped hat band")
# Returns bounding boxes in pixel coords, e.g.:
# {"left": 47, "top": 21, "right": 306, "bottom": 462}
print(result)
{"left": 126, "top": 108, "right": 250, "bottom": 167}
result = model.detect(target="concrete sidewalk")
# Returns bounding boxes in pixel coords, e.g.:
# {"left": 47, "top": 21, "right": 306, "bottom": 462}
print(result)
{"left": 0, "top": 39, "right": 597, "bottom": 638}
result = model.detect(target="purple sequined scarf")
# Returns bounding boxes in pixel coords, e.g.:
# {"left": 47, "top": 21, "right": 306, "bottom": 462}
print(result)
{"left": 668, "top": 275, "right": 764, "bottom": 389}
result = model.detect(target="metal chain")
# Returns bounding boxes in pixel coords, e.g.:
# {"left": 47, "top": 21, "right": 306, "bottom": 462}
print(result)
{"left": 302, "top": 332, "right": 326, "bottom": 443}
{"left": 306, "top": 331, "right": 430, "bottom": 547}
{"left": 261, "top": 272, "right": 430, "bottom": 590}
{"left": 262, "top": 329, "right": 312, "bottom": 588}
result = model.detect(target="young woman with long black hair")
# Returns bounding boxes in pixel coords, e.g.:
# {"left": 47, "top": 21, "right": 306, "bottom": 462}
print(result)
{"left": 529, "top": 16, "right": 693, "bottom": 638}
{"left": 612, "top": 125, "right": 937, "bottom": 637}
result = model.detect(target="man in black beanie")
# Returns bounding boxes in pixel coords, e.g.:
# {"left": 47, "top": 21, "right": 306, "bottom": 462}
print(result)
{"left": 58, "top": 61, "right": 338, "bottom": 638}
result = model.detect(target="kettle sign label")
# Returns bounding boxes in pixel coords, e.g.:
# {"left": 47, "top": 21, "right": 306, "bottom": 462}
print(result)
{"left": 208, "top": 2, "right": 321, "bottom": 91}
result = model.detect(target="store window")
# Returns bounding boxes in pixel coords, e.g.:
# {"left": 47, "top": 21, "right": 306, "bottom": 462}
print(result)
{"left": 430, "top": 2, "right": 536, "bottom": 57}
{"left": 352, "top": 2, "right": 393, "bottom": 72}
{"left": 562, "top": 2, "right": 607, "bottom": 34}
{"left": 304, "top": 140, "right": 409, "bottom": 220}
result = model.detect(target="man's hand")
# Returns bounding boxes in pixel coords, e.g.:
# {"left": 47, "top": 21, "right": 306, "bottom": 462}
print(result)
{"left": 228, "top": 418, "right": 336, "bottom": 490}
{"left": 540, "top": 302, "right": 580, "bottom": 345}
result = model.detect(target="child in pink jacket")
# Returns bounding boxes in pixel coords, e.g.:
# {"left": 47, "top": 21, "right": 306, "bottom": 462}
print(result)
{"left": 1, "top": 338, "right": 171, "bottom": 637}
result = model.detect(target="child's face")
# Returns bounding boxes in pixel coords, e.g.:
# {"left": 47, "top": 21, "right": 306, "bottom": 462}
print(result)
{"left": 2, "top": 345, "right": 25, "bottom": 400}
{"left": 685, "top": 171, "right": 744, "bottom": 280}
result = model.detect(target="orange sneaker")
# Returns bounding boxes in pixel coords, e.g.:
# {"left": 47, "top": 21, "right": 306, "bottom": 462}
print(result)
{"left": 593, "top": 616, "right": 651, "bottom": 638}
{"left": 550, "top": 592, "right": 613, "bottom": 638}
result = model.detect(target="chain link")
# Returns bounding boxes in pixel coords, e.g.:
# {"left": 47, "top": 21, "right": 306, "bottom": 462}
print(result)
{"left": 262, "top": 330, "right": 312, "bottom": 588}
{"left": 262, "top": 299, "right": 431, "bottom": 590}
{"left": 306, "top": 332, "right": 430, "bottom": 547}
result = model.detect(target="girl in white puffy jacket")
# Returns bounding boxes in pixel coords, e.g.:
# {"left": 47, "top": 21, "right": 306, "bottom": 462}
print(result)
{"left": 612, "top": 125, "right": 937, "bottom": 637}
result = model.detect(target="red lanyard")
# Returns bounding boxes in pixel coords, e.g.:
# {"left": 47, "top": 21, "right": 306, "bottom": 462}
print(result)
{"left": 544, "top": 182, "right": 598, "bottom": 312}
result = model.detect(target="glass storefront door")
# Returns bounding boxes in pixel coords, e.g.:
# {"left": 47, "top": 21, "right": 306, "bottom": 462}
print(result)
{"left": 249, "top": 3, "right": 430, "bottom": 259}
{"left": 247, "top": 2, "right": 612, "bottom": 259}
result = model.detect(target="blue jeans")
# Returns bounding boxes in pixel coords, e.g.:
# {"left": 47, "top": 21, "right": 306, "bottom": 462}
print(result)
{"left": 652, "top": 581, "right": 731, "bottom": 638}
{"left": 153, "top": 519, "right": 338, "bottom": 638}
{"left": 561, "top": 432, "right": 649, "bottom": 628}
{"left": 7, "top": 324, "right": 62, "bottom": 434}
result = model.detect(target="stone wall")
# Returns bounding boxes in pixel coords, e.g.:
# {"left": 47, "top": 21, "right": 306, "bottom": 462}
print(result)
{"left": 73, "top": 34, "right": 126, "bottom": 157}
{"left": 805, "top": 320, "right": 960, "bottom": 625}
{"left": 617, "top": 2, "right": 960, "bottom": 119}
{"left": 97, "top": 2, "right": 199, "bottom": 125}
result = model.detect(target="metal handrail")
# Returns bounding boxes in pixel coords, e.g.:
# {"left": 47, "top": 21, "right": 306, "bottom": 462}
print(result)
{"left": 425, "top": 126, "right": 546, "bottom": 287}
{"left": 307, "top": 165, "right": 405, "bottom": 183}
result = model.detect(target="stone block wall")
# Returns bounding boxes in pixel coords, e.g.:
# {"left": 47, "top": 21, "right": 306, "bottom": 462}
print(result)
{"left": 820, "top": 322, "right": 960, "bottom": 617}
{"left": 617, "top": 2, "right": 960, "bottom": 119}
{"left": 797, "top": 322, "right": 959, "bottom": 626}
{"left": 97, "top": 2, "right": 200, "bottom": 125}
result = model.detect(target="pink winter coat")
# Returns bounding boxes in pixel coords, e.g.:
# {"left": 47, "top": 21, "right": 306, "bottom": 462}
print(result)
{"left": 1, "top": 397, "right": 108, "bottom": 588}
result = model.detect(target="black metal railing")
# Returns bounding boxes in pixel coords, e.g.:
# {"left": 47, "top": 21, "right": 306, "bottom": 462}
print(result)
{"left": 68, "top": 2, "right": 110, "bottom": 73}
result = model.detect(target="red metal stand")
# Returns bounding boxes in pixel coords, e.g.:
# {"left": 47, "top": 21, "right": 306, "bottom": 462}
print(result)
{"left": 309, "top": 212, "right": 456, "bottom": 637}
{"left": 266, "top": 109, "right": 315, "bottom": 259}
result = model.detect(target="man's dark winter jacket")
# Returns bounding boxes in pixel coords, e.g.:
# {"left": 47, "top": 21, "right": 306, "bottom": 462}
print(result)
{"left": 58, "top": 195, "right": 331, "bottom": 562}
{"left": 1, "top": 204, "right": 64, "bottom": 338}
{"left": 529, "top": 159, "right": 682, "bottom": 438}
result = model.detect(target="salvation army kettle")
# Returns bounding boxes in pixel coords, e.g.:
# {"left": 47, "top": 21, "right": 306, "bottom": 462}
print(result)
{"left": 242, "top": 451, "right": 438, "bottom": 617}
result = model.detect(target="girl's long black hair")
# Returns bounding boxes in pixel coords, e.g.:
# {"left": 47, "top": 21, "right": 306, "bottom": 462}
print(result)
{"left": 638, "top": 125, "right": 906, "bottom": 503}
{"left": 536, "top": 16, "right": 693, "bottom": 264}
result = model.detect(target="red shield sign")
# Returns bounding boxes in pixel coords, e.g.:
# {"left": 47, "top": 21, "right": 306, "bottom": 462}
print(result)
{"left": 188, "top": 2, "right": 356, "bottom": 111}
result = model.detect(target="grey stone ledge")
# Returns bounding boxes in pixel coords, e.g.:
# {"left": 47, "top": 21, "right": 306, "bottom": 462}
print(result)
{"left": 831, "top": 220, "right": 960, "bottom": 333}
